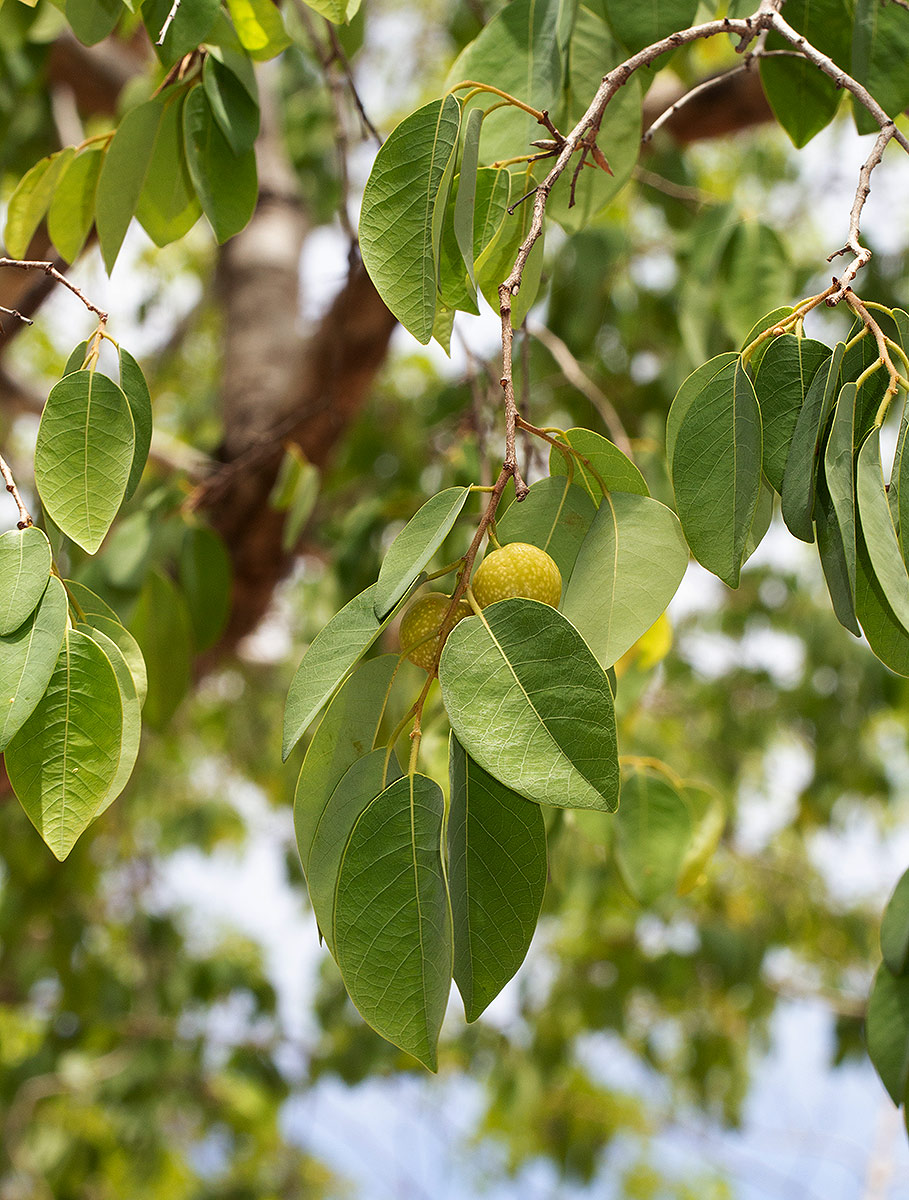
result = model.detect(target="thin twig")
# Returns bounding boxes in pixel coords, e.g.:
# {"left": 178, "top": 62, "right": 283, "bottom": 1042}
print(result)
{"left": 0, "top": 453, "right": 34, "bottom": 528}
{"left": 528, "top": 323, "right": 635, "bottom": 459}
{"left": 156, "top": 0, "right": 181, "bottom": 44}
{"left": 0, "top": 305, "right": 33, "bottom": 331}
{"left": 0, "top": 259, "right": 108, "bottom": 323}
{"left": 844, "top": 291, "right": 909, "bottom": 423}
{"left": 325, "top": 22, "right": 382, "bottom": 146}
{"left": 826, "top": 125, "right": 895, "bottom": 297}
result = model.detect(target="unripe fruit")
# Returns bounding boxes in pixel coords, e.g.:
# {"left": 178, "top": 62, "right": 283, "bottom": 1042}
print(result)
{"left": 472, "top": 542, "right": 562, "bottom": 609}
{"left": 399, "top": 593, "right": 471, "bottom": 672}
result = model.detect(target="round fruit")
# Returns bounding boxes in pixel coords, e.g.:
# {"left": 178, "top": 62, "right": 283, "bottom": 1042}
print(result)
{"left": 472, "top": 542, "right": 562, "bottom": 609}
{"left": 399, "top": 593, "right": 471, "bottom": 672}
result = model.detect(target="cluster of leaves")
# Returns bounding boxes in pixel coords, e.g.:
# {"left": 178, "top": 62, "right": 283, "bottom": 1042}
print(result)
{"left": 282, "top": 425, "right": 729, "bottom": 1067}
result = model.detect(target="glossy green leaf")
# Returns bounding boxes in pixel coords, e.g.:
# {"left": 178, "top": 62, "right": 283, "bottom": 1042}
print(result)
{"left": 5, "top": 629, "right": 123, "bottom": 860}
{"left": 0, "top": 526, "right": 51, "bottom": 636}
{"left": 283, "top": 584, "right": 400, "bottom": 760}
{"left": 334, "top": 773, "right": 452, "bottom": 1071}
{"left": 129, "top": 570, "right": 193, "bottom": 729}
{"left": 439, "top": 599, "right": 620, "bottom": 811}
{"left": 4, "top": 147, "right": 74, "bottom": 259}
{"left": 34, "top": 370, "right": 135, "bottom": 554}
{"left": 824, "top": 381, "right": 859, "bottom": 593}
{"left": 614, "top": 770, "right": 693, "bottom": 905}
{"left": 561, "top": 492, "right": 688, "bottom": 668}
{"left": 549, "top": 427, "right": 649, "bottom": 503}
{"left": 0, "top": 575, "right": 67, "bottom": 753}
{"left": 203, "top": 54, "right": 260, "bottom": 155}
{"left": 136, "top": 93, "right": 201, "bottom": 249}
{"left": 857, "top": 428, "right": 909, "bottom": 634}
{"left": 781, "top": 342, "right": 845, "bottom": 542}
{"left": 546, "top": 6, "right": 641, "bottom": 234}
{"left": 178, "top": 525, "right": 231, "bottom": 652}
{"left": 671, "top": 357, "right": 762, "bottom": 587}
{"left": 866, "top": 964, "right": 909, "bottom": 1103}
{"left": 48, "top": 146, "right": 103, "bottom": 262}
{"left": 454, "top": 107, "right": 483, "bottom": 289}
{"left": 852, "top": 0, "right": 909, "bottom": 134}
{"left": 359, "top": 96, "right": 461, "bottom": 344}
{"left": 448, "top": 735, "right": 547, "bottom": 1022}
{"left": 183, "top": 87, "right": 258, "bottom": 244}
{"left": 78, "top": 612, "right": 147, "bottom": 709}
{"left": 815, "top": 471, "right": 860, "bottom": 636}
{"left": 677, "top": 784, "right": 725, "bottom": 895}
{"left": 855, "top": 523, "right": 909, "bottom": 676}
{"left": 598, "top": 0, "right": 696, "bottom": 52}
{"left": 306, "top": 749, "right": 401, "bottom": 953}
{"left": 226, "top": 0, "right": 290, "bottom": 56}
{"left": 445, "top": 0, "right": 562, "bottom": 165}
{"left": 144, "top": 0, "right": 220, "bottom": 66}
{"left": 96, "top": 100, "right": 165, "bottom": 272}
{"left": 753, "top": 334, "right": 831, "bottom": 493}
{"left": 496, "top": 476, "right": 596, "bottom": 586}
{"left": 117, "top": 347, "right": 153, "bottom": 500}
{"left": 293, "top": 654, "right": 400, "bottom": 872}
{"left": 374, "top": 487, "right": 470, "bottom": 619}
{"left": 882, "top": 868, "right": 909, "bottom": 977}
{"left": 76, "top": 625, "right": 141, "bottom": 817}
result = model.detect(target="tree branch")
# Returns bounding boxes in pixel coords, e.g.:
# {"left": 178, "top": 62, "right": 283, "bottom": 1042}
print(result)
{"left": 0, "top": 452, "right": 34, "bottom": 528}
{"left": 0, "top": 259, "right": 108, "bottom": 324}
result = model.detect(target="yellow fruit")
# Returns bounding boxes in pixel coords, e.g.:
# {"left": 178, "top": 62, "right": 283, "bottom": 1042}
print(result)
{"left": 472, "top": 542, "right": 562, "bottom": 608}
{"left": 399, "top": 593, "right": 471, "bottom": 672}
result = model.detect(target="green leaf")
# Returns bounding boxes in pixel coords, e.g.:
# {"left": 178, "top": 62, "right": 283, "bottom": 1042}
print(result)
{"left": 0, "top": 575, "right": 67, "bottom": 753}
{"left": 677, "top": 784, "right": 725, "bottom": 895}
{"left": 64, "top": 0, "right": 121, "bottom": 44}
{"left": 293, "top": 654, "right": 400, "bottom": 872}
{"left": 359, "top": 96, "right": 461, "bottom": 345}
{"left": 815, "top": 470, "right": 860, "bottom": 636}
{"left": 549, "top": 427, "right": 649, "bottom": 502}
{"left": 671, "top": 357, "right": 762, "bottom": 587}
{"left": 823, "top": 381, "right": 859, "bottom": 594}
{"left": 269, "top": 445, "right": 320, "bottom": 552}
{"left": 561, "top": 492, "right": 688, "bottom": 668}
{"left": 0, "top": 526, "right": 51, "bottom": 635}
{"left": 117, "top": 347, "right": 153, "bottom": 500}
{"left": 546, "top": 6, "right": 642, "bottom": 234}
{"left": 448, "top": 735, "right": 547, "bottom": 1022}
{"left": 63, "top": 341, "right": 89, "bottom": 376}
{"left": 96, "top": 99, "right": 165, "bottom": 272}
{"left": 183, "top": 87, "right": 258, "bottom": 243}
{"left": 62, "top": 578, "right": 118, "bottom": 623}
{"left": 743, "top": 478, "right": 774, "bottom": 564}
{"left": 223, "top": 0, "right": 290, "bottom": 56}
{"left": 202, "top": 53, "right": 260, "bottom": 155}
{"left": 495, "top": 476, "right": 596, "bottom": 585}
{"left": 432, "top": 302, "right": 456, "bottom": 354}
{"left": 598, "top": 0, "right": 696, "bottom": 52}
{"left": 857, "top": 428, "right": 909, "bottom": 635}
{"left": 439, "top": 598, "right": 620, "bottom": 811}
{"left": 437, "top": 177, "right": 482, "bottom": 315}
{"left": 178, "top": 525, "right": 232, "bottom": 652}
{"left": 475, "top": 168, "right": 545, "bottom": 328}
{"left": 445, "top": 0, "right": 563, "bottom": 165}
{"left": 34, "top": 370, "right": 135, "bottom": 554}
{"left": 720, "top": 224, "right": 793, "bottom": 346}
{"left": 613, "top": 769, "right": 693, "bottom": 905}
{"left": 666, "top": 354, "right": 738, "bottom": 469}
{"left": 753, "top": 334, "right": 831, "bottom": 493}
{"left": 5, "top": 628, "right": 123, "bottom": 860}
{"left": 143, "top": 0, "right": 220, "bottom": 66}
{"left": 283, "top": 584, "right": 400, "bottom": 759}
{"left": 306, "top": 749, "right": 401, "bottom": 953}
{"left": 866, "top": 964, "right": 909, "bottom": 1104}
{"left": 300, "top": 0, "right": 359, "bottom": 21}
{"left": 4, "top": 147, "right": 74, "bottom": 259}
{"left": 206, "top": 16, "right": 259, "bottom": 99}
{"left": 855, "top": 522, "right": 909, "bottom": 675}
{"left": 77, "top": 612, "right": 147, "bottom": 708}
{"left": 129, "top": 569, "right": 193, "bottom": 729}
{"left": 136, "top": 93, "right": 202, "bottom": 248}
{"left": 882, "top": 868, "right": 909, "bottom": 977}
{"left": 852, "top": 0, "right": 909, "bottom": 134}
{"left": 48, "top": 146, "right": 103, "bottom": 262}
{"left": 374, "top": 487, "right": 470, "bottom": 619}
{"left": 781, "top": 341, "right": 845, "bottom": 543}
{"left": 454, "top": 107, "right": 483, "bottom": 290}
{"left": 334, "top": 773, "right": 452, "bottom": 1070}
{"left": 741, "top": 306, "right": 796, "bottom": 372}
{"left": 75, "top": 624, "right": 141, "bottom": 816}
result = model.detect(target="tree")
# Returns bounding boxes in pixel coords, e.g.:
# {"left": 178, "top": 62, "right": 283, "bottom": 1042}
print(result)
{"left": 2, "top": 0, "right": 909, "bottom": 1190}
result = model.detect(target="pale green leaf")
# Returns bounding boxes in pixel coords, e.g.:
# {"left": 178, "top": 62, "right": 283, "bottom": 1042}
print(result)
{"left": 0, "top": 526, "right": 51, "bottom": 636}
{"left": 77, "top": 612, "right": 147, "bottom": 708}
{"left": 34, "top": 370, "right": 135, "bottom": 554}
{"left": 225, "top": 0, "right": 290, "bottom": 58}
{"left": 374, "top": 487, "right": 470, "bottom": 619}
{"left": 48, "top": 146, "right": 103, "bottom": 262}
{"left": 96, "top": 100, "right": 165, "bottom": 272}
{"left": 5, "top": 628, "right": 123, "bottom": 860}
{"left": 448, "top": 735, "right": 547, "bottom": 1022}
{"left": 334, "top": 773, "right": 452, "bottom": 1071}
{"left": 183, "top": 86, "right": 258, "bottom": 243}
{"left": 561, "top": 492, "right": 688, "bottom": 668}
{"left": 76, "top": 624, "right": 141, "bottom": 816}
{"left": 614, "top": 769, "right": 693, "bottom": 905}
{"left": 677, "top": 784, "right": 725, "bottom": 895}
{"left": 4, "top": 147, "right": 74, "bottom": 259}
{"left": 439, "top": 599, "right": 620, "bottom": 811}
{"left": 549, "top": 427, "right": 649, "bottom": 502}
{"left": 62, "top": 579, "right": 118, "bottom": 623}
{"left": 359, "top": 96, "right": 461, "bottom": 344}
{"left": 495, "top": 476, "right": 596, "bottom": 586}
{"left": 118, "top": 347, "right": 153, "bottom": 500}
{"left": 0, "top": 575, "right": 67, "bottom": 753}
{"left": 857, "top": 428, "right": 909, "bottom": 635}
